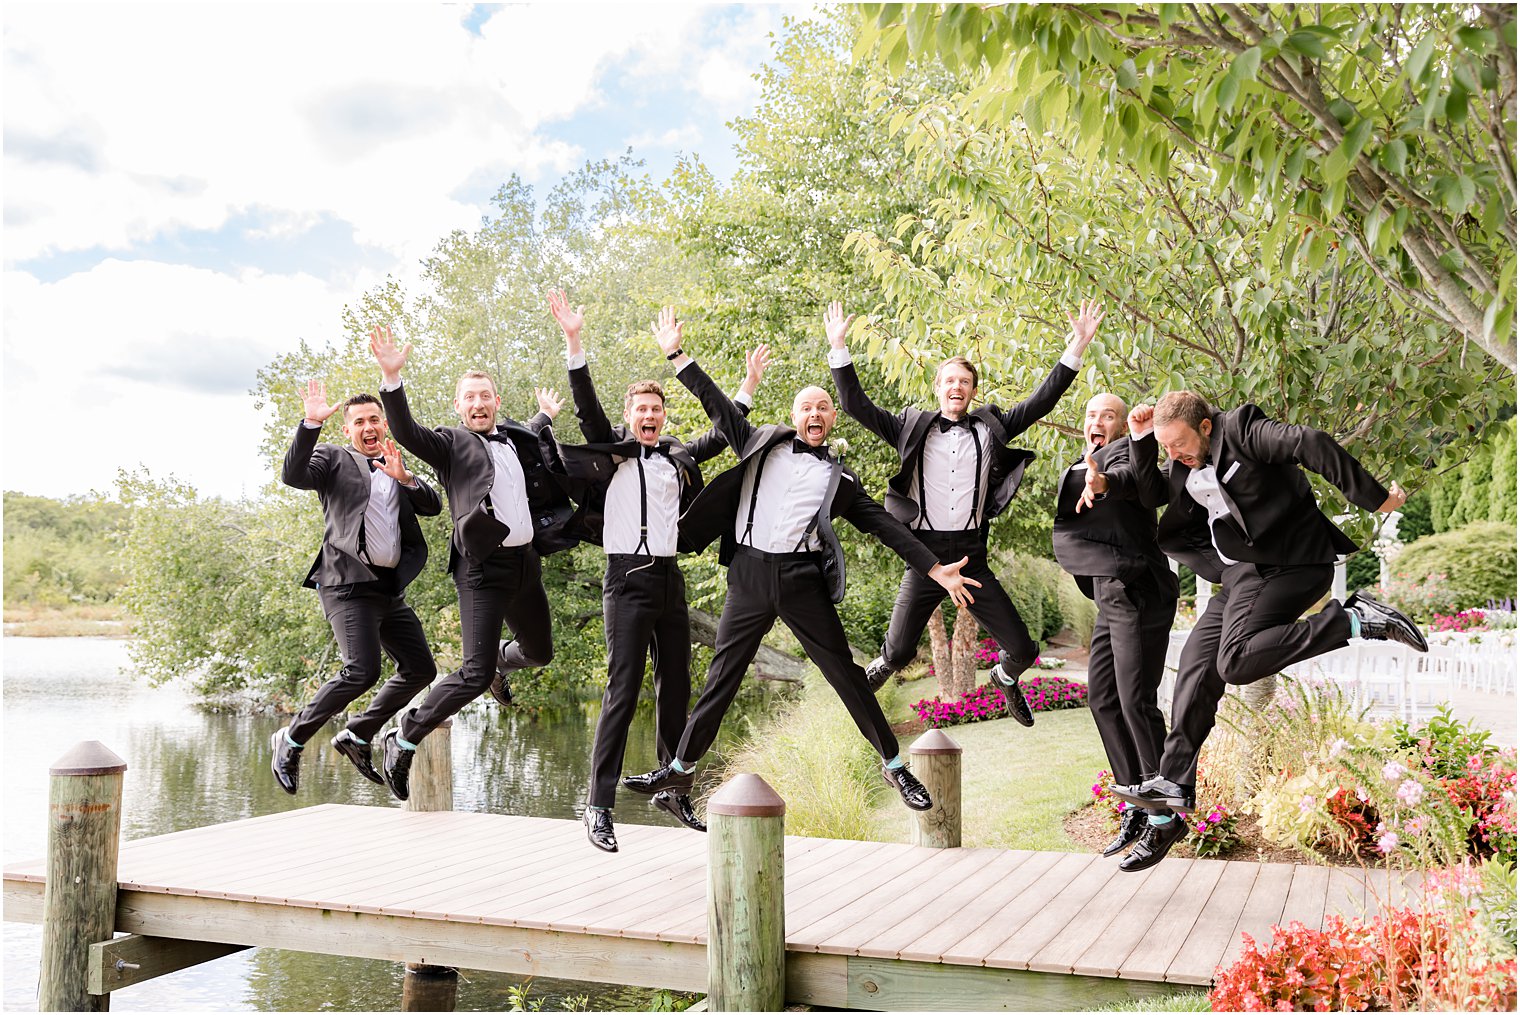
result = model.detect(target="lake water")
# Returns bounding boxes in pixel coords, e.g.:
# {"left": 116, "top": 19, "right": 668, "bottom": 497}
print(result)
{"left": 2, "top": 637, "right": 776, "bottom": 1011}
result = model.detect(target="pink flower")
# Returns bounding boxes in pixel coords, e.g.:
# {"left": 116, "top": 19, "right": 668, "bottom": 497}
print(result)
{"left": 1395, "top": 779, "right": 1423, "bottom": 806}
{"left": 1377, "top": 830, "right": 1399, "bottom": 854}
{"left": 1381, "top": 761, "right": 1404, "bottom": 783}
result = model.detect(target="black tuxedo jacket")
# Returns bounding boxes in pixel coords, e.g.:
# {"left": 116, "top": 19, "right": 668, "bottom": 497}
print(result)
{"left": 676, "top": 361, "right": 938, "bottom": 601}
{"left": 281, "top": 422, "right": 442, "bottom": 590}
{"left": 830, "top": 356, "right": 1077, "bottom": 530}
{"left": 1052, "top": 432, "right": 1176, "bottom": 598}
{"left": 536, "top": 361, "right": 742, "bottom": 547}
{"left": 1138, "top": 405, "right": 1389, "bottom": 584}
{"left": 380, "top": 382, "right": 579, "bottom": 572}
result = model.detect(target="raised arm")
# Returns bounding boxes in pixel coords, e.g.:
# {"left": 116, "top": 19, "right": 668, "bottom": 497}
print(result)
{"left": 825, "top": 302, "right": 904, "bottom": 446}
{"left": 281, "top": 380, "right": 339, "bottom": 490}
{"left": 686, "top": 344, "right": 767, "bottom": 464}
{"left": 997, "top": 299, "right": 1103, "bottom": 438}
{"left": 1081, "top": 405, "right": 1169, "bottom": 512}
{"left": 549, "top": 288, "right": 617, "bottom": 444}
{"left": 1238, "top": 407, "right": 1394, "bottom": 512}
{"left": 653, "top": 306, "right": 757, "bottom": 453}
{"left": 370, "top": 325, "right": 453, "bottom": 472}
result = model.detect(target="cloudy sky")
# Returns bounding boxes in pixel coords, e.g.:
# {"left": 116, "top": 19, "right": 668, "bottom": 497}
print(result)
{"left": 3, "top": 3, "right": 803, "bottom": 501}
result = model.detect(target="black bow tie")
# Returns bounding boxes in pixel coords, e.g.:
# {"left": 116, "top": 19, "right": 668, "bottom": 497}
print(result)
{"left": 484, "top": 431, "right": 513, "bottom": 444}
{"left": 792, "top": 438, "right": 830, "bottom": 460}
{"left": 641, "top": 444, "right": 669, "bottom": 460}
{"left": 937, "top": 415, "right": 972, "bottom": 433}
{"left": 368, "top": 456, "right": 387, "bottom": 471}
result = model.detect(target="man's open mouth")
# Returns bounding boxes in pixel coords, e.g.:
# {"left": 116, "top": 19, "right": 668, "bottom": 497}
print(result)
{"left": 640, "top": 422, "right": 658, "bottom": 437}
{"left": 1088, "top": 431, "right": 1106, "bottom": 447}
{"left": 363, "top": 434, "right": 381, "bottom": 449}
{"left": 806, "top": 421, "right": 824, "bottom": 437}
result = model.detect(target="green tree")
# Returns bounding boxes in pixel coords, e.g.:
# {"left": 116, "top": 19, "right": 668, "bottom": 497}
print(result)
{"left": 859, "top": 4, "right": 1516, "bottom": 371}
{"left": 3, "top": 492, "right": 131, "bottom": 608}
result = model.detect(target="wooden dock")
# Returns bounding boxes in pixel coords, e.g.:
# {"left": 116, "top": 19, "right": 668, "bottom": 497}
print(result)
{"left": 3, "top": 803, "right": 1420, "bottom": 1010}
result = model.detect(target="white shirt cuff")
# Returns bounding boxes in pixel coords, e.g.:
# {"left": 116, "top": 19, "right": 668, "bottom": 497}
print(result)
{"left": 379, "top": 379, "right": 402, "bottom": 392}
{"left": 301, "top": 420, "right": 322, "bottom": 429}
{"left": 827, "top": 347, "right": 853, "bottom": 369}
{"left": 675, "top": 357, "right": 695, "bottom": 374}
{"left": 1059, "top": 350, "right": 1083, "bottom": 372}
{"left": 733, "top": 390, "right": 752, "bottom": 408}
{"left": 1131, "top": 423, "right": 1154, "bottom": 440}
{"left": 567, "top": 352, "right": 587, "bottom": 369}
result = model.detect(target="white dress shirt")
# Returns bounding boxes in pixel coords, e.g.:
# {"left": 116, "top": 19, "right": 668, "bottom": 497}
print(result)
{"left": 604, "top": 450, "right": 681, "bottom": 556}
{"left": 359, "top": 463, "right": 402, "bottom": 568}
{"left": 479, "top": 434, "right": 535, "bottom": 547}
{"left": 735, "top": 443, "right": 834, "bottom": 553}
{"left": 1184, "top": 464, "right": 1239, "bottom": 566}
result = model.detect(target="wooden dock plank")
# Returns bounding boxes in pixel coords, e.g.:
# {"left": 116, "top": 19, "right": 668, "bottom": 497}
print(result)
{"left": 895, "top": 850, "right": 1063, "bottom": 964}
{"left": 851, "top": 848, "right": 1035, "bottom": 960}
{"left": 1008, "top": 856, "right": 1159, "bottom": 973}
{"left": 955, "top": 853, "right": 1113, "bottom": 968}
{"left": 1279, "top": 864, "right": 1331, "bottom": 932}
{"left": 1117, "top": 858, "right": 1227, "bottom": 981}
{"left": 1162, "top": 861, "right": 1259, "bottom": 985}
{"left": 782, "top": 847, "right": 948, "bottom": 941}
{"left": 1069, "top": 859, "right": 1195, "bottom": 977}
{"left": 789, "top": 847, "right": 984, "bottom": 952}
{"left": 1217, "top": 861, "right": 1295, "bottom": 971}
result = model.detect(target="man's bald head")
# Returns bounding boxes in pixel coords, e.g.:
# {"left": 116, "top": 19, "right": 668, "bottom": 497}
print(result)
{"left": 791, "top": 385, "right": 838, "bottom": 447}
{"left": 1083, "top": 393, "right": 1128, "bottom": 449}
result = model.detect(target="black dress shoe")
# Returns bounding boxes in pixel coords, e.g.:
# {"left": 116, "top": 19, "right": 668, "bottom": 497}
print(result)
{"left": 864, "top": 656, "right": 895, "bottom": 693}
{"left": 1110, "top": 777, "right": 1195, "bottom": 813}
{"left": 621, "top": 765, "right": 694, "bottom": 795}
{"left": 882, "top": 764, "right": 933, "bottom": 811}
{"left": 584, "top": 808, "right": 618, "bottom": 853}
{"left": 990, "top": 664, "right": 1035, "bottom": 727}
{"left": 270, "top": 727, "right": 302, "bottom": 795}
{"left": 653, "top": 791, "right": 707, "bottom": 832}
{"left": 488, "top": 640, "right": 514, "bottom": 706}
{"left": 1346, "top": 590, "right": 1429, "bottom": 652}
{"left": 1102, "top": 805, "right": 1150, "bottom": 858}
{"left": 331, "top": 729, "right": 383, "bottom": 785}
{"left": 380, "top": 729, "right": 413, "bottom": 802}
{"left": 1118, "top": 815, "right": 1188, "bottom": 872}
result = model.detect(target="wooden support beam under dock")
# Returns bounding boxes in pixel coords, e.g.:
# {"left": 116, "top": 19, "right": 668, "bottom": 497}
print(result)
{"left": 3, "top": 803, "right": 1422, "bottom": 1011}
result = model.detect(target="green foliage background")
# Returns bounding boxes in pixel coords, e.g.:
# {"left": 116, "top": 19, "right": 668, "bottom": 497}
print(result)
{"left": 3, "top": 492, "right": 130, "bottom": 609}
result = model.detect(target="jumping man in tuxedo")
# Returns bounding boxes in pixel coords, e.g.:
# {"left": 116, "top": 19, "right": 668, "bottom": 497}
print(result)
{"left": 826, "top": 300, "right": 1103, "bottom": 720}
{"left": 272, "top": 384, "right": 443, "bottom": 794}
{"left": 369, "top": 326, "right": 578, "bottom": 800}
{"left": 623, "top": 308, "right": 982, "bottom": 814}
{"left": 542, "top": 289, "right": 768, "bottom": 852}
{"left": 1053, "top": 395, "right": 1178, "bottom": 868}
{"left": 1111, "top": 391, "right": 1427, "bottom": 870}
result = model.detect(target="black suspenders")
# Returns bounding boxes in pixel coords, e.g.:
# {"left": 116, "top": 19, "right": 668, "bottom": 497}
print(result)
{"left": 916, "top": 418, "right": 985, "bottom": 531}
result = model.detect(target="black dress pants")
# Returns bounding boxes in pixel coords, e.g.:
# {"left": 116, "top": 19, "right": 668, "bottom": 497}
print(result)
{"left": 290, "top": 574, "right": 437, "bottom": 745}
{"left": 880, "top": 530, "right": 1039, "bottom": 676}
{"left": 401, "top": 545, "right": 554, "bottom": 743}
{"left": 1085, "top": 571, "right": 1176, "bottom": 787}
{"left": 676, "top": 548, "right": 897, "bottom": 765}
{"left": 1159, "top": 561, "right": 1350, "bottom": 785}
{"left": 588, "top": 555, "right": 692, "bottom": 808}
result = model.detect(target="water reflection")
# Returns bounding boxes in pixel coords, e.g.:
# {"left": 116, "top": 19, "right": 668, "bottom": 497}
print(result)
{"left": 2, "top": 637, "right": 787, "bottom": 1011}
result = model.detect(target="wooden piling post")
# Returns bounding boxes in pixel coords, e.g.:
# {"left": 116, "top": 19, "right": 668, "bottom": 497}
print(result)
{"left": 706, "top": 774, "right": 786, "bottom": 1012}
{"left": 908, "top": 729, "right": 961, "bottom": 848}
{"left": 39, "top": 741, "right": 127, "bottom": 1012}
{"left": 400, "top": 718, "right": 457, "bottom": 1010}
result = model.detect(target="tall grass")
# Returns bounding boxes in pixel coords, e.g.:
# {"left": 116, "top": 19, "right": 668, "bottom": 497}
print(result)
{"left": 707, "top": 673, "right": 893, "bottom": 840}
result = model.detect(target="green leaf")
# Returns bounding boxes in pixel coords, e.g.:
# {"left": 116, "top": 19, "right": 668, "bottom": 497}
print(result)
{"left": 1380, "top": 138, "right": 1408, "bottom": 176}
{"left": 1116, "top": 59, "right": 1139, "bottom": 89}
{"left": 1338, "top": 118, "right": 1374, "bottom": 163}
{"left": 1284, "top": 30, "right": 1327, "bottom": 59}
{"left": 1230, "top": 46, "right": 1263, "bottom": 82}
{"left": 1215, "top": 73, "right": 1240, "bottom": 113}
{"left": 1446, "top": 85, "right": 1470, "bottom": 126}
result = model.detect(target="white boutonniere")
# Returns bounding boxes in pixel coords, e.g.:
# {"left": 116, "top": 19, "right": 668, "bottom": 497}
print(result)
{"left": 829, "top": 437, "right": 849, "bottom": 458}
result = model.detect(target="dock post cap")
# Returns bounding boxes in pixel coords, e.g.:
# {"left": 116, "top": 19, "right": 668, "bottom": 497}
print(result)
{"left": 908, "top": 728, "right": 962, "bottom": 755}
{"left": 706, "top": 773, "right": 786, "bottom": 817}
{"left": 49, "top": 741, "right": 127, "bottom": 777}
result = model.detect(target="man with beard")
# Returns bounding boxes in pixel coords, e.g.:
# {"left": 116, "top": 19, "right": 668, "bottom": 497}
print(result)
{"left": 1111, "top": 391, "right": 1426, "bottom": 870}
{"left": 272, "top": 384, "right": 442, "bottom": 794}
{"left": 622, "top": 308, "right": 982, "bottom": 815}
{"left": 542, "top": 288, "right": 768, "bottom": 851}
{"left": 1052, "top": 395, "right": 1178, "bottom": 869}
{"left": 826, "top": 300, "right": 1104, "bottom": 722}
{"left": 369, "top": 326, "right": 577, "bottom": 801}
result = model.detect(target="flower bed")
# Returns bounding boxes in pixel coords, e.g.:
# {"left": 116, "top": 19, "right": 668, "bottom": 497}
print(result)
{"left": 911, "top": 675, "right": 1087, "bottom": 729}
{"left": 924, "top": 637, "right": 1068, "bottom": 676}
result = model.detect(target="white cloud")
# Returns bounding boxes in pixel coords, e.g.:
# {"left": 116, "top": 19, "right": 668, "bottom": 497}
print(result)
{"left": 625, "top": 123, "right": 704, "bottom": 150}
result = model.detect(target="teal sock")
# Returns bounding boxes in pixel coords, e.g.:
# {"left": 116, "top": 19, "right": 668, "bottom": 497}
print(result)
{"left": 285, "top": 731, "right": 303, "bottom": 749}
{"left": 587, "top": 804, "right": 609, "bottom": 812}
{"left": 1148, "top": 814, "right": 1174, "bottom": 826}
{"left": 884, "top": 755, "right": 905, "bottom": 770}
{"left": 349, "top": 733, "right": 367, "bottom": 745}
{"left": 670, "top": 758, "right": 690, "bottom": 773}
{"left": 397, "top": 736, "right": 417, "bottom": 752}
{"left": 1347, "top": 608, "right": 1361, "bottom": 638}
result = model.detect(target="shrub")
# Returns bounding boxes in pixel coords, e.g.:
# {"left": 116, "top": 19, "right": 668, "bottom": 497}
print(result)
{"left": 993, "top": 551, "right": 1096, "bottom": 643}
{"left": 911, "top": 676, "right": 1087, "bottom": 729}
{"left": 1378, "top": 570, "right": 1471, "bottom": 623}
{"left": 1395, "top": 522, "right": 1518, "bottom": 612}
{"left": 1185, "top": 802, "right": 1240, "bottom": 858}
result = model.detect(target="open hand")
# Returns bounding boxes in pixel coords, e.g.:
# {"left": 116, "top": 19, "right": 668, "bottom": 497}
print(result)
{"left": 375, "top": 439, "right": 411, "bottom": 485}
{"left": 928, "top": 555, "right": 983, "bottom": 609}
{"left": 651, "top": 306, "right": 683, "bottom": 357}
{"left": 823, "top": 301, "right": 855, "bottom": 350}
{"left": 535, "top": 386, "right": 563, "bottom": 420}
{"left": 742, "top": 343, "right": 772, "bottom": 395}
{"left": 300, "top": 379, "right": 337, "bottom": 425}
{"left": 1065, "top": 298, "right": 1106, "bottom": 354}
{"left": 1076, "top": 453, "right": 1108, "bottom": 512}
{"left": 547, "top": 288, "right": 585, "bottom": 347}
{"left": 370, "top": 325, "right": 411, "bottom": 383}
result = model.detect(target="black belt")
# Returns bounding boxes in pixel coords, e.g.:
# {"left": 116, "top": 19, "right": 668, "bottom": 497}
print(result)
{"left": 607, "top": 553, "right": 677, "bottom": 565}
{"left": 734, "top": 545, "right": 821, "bottom": 564}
